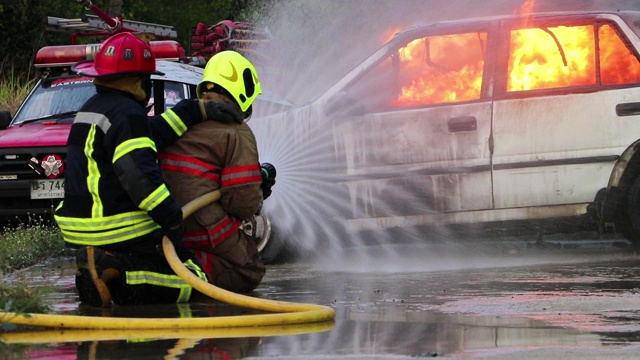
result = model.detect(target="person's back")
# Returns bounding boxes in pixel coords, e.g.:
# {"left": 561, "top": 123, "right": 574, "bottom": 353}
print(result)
{"left": 55, "top": 33, "right": 229, "bottom": 307}
{"left": 160, "top": 50, "right": 274, "bottom": 293}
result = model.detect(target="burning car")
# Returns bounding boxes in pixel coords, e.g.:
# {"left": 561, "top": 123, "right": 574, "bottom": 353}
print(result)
{"left": 249, "top": 10, "right": 640, "bottom": 252}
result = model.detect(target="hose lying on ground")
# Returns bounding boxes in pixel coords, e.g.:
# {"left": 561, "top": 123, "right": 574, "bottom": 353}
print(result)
{"left": 0, "top": 191, "right": 336, "bottom": 329}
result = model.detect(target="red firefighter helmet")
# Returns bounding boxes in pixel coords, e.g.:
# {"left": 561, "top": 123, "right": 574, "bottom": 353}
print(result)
{"left": 72, "top": 32, "right": 164, "bottom": 77}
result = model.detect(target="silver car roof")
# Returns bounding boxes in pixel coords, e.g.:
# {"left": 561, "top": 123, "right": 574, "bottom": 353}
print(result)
{"left": 152, "top": 60, "right": 203, "bottom": 85}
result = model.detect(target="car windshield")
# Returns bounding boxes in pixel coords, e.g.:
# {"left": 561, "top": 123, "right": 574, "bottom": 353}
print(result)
{"left": 12, "top": 76, "right": 190, "bottom": 125}
{"left": 12, "top": 76, "right": 96, "bottom": 125}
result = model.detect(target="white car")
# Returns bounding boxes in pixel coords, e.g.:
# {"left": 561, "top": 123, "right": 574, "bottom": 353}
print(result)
{"left": 250, "top": 10, "right": 640, "bottom": 255}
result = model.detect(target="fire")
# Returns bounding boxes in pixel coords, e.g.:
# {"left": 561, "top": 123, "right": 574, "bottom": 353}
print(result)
{"left": 381, "top": 27, "right": 402, "bottom": 44}
{"left": 508, "top": 25, "right": 596, "bottom": 91}
{"left": 388, "top": 21, "right": 640, "bottom": 108}
{"left": 389, "top": 32, "right": 486, "bottom": 107}
{"left": 599, "top": 24, "right": 640, "bottom": 85}
{"left": 509, "top": 24, "right": 640, "bottom": 90}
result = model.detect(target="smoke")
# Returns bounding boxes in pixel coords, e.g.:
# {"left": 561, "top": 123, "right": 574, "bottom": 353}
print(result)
{"left": 254, "top": 0, "right": 640, "bottom": 105}
{"left": 249, "top": 0, "right": 640, "bottom": 271}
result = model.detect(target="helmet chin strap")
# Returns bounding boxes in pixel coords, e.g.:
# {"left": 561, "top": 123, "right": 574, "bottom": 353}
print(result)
{"left": 243, "top": 105, "right": 252, "bottom": 122}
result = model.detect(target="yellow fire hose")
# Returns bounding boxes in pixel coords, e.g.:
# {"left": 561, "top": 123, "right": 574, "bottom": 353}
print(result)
{"left": 0, "top": 191, "right": 336, "bottom": 330}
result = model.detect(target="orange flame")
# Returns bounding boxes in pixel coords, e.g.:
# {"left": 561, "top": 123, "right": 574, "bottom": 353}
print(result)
{"left": 508, "top": 25, "right": 596, "bottom": 91}
{"left": 389, "top": 32, "right": 486, "bottom": 107}
{"left": 387, "top": 21, "right": 640, "bottom": 108}
{"left": 381, "top": 27, "right": 403, "bottom": 44}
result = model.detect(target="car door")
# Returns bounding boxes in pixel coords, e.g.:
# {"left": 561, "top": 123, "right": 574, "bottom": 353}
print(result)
{"left": 491, "top": 16, "right": 640, "bottom": 211}
{"left": 326, "top": 25, "right": 496, "bottom": 231}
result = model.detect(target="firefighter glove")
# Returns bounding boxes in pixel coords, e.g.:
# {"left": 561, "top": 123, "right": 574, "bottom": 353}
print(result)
{"left": 199, "top": 100, "right": 244, "bottom": 124}
{"left": 164, "top": 223, "right": 184, "bottom": 247}
{"left": 260, "top": 163, "right": 277, "bottom": 200}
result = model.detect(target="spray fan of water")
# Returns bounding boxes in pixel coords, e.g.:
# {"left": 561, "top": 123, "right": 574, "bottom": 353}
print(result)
{"left": 247, "top": 0, "right": 639, "bottom": 273}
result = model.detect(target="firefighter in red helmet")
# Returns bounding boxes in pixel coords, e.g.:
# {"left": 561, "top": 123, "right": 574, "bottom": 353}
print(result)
{"left": 54, "top": 32, "right": 238, "bottom": 307}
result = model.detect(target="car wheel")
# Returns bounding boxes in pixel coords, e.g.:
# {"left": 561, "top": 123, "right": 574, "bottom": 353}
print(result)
{"left": 625, "top": 174, "right": 640, "bottom": 245}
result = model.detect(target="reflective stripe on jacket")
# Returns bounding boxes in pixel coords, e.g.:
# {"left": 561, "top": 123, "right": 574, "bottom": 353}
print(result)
{"left": 159, "top": 115, "right": 263, "bottom": 248}
{"left": 125, "top": 259, "right": 208, "bottom": 302}
{"left": 55, "top": 87, "right": 202, "bottom": 247}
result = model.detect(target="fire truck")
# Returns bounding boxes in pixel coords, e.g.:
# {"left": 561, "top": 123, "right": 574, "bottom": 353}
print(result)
{"left": 0, "top": 1, "right": 277, "bottom": 258}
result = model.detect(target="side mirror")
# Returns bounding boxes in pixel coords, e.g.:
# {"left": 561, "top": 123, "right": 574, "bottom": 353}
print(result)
{"left": 0, "top": 110, "right": 12, "bottom": 130}
{"left": 323, "top": 92, "right": 366, "bottom": 117}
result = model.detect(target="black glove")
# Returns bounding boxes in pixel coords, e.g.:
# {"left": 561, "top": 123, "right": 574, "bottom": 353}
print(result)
{"left": 261, "top": 178, "right": 275, "bottom": 200}
{"left": 164, "top": 223, "right": 184, "bottom": 247}
{"left": 260, "top": 163, "right": 277, "bottom": 200}
{"left": 199, "top": 100, "right": 244, "bottom": 124}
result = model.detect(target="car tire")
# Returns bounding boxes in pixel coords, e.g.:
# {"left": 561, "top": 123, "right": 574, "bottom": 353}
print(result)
{"left": 625, "top": 174, "right": 640, "bottom": 245}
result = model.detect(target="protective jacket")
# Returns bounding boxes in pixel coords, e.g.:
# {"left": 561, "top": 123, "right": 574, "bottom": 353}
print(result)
{"left": 54, "top": 86, "right": 203, "bottom": 249}
{"left": 159, "top": 110, "right": 264, "bottom": 286}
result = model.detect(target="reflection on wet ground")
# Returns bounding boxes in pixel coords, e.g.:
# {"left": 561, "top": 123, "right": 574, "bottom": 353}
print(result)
{"left": 3, "top": 239, "right": 640, "bottom": 359}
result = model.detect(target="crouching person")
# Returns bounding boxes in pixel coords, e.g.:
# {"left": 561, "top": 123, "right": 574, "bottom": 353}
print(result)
{"left": 54, "top": 33, "right": 237, "bottom": 307}
{"left": 160, "top": 50, "right": 275, "bottom": 293}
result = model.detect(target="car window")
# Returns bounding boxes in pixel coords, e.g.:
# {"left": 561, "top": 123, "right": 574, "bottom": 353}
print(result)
{"left": 599, "top": 23, "right": 640, "bottom": 85}
{"left": 164, "top": 82, "right": 185, "bottom": 108}
{"left": 146, "top": 81, "right": 187, "bottom": 116}
{"left": 342, "top": 31, "right": 487, "bottom": 112}
{"left": 507, "top": 22, "right": 640, "bottom": 92}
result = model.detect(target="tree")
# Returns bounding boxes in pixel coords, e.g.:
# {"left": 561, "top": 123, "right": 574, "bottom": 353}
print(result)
{"left": 0, "top": 0, "right": 259, "bottom": 80}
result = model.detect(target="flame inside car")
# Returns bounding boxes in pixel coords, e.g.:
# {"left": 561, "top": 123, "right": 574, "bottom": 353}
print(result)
{"left": 389, "top": 22, "right": 640, "bottom": 108}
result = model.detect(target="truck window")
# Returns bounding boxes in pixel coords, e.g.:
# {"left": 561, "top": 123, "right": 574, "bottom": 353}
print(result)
{"left": 507, "top": 22, "right": 640, "bottom": 91}
{"left": 163, "top": 81, "right": 185, "bottom": 109}
{"left": 13, "top": 78, "right": 95, "bottom": 123}
{"left": 145, "top": 81, "right": 186, "bottom": 116}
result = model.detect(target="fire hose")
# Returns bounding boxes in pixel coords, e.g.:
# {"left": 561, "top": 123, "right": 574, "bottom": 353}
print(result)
{"left": 0, "top": 190, "right": 336, "bottom": 329}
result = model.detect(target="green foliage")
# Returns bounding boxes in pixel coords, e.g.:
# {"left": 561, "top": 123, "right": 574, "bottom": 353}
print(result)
{"left": 0, "top": 0, "right": 262, "bottom": 82}
{"left": 0, "top": 220, "right": 61, "bottom": 331}
{"left": 0, "top": 275, "right": 51, "bottom": 316}
{"left": 0, "top": 68, "right": 34, "bottom": 114}
{"left": 0, "top": 0, "right": 82, "bottom": 81}
{"left": 0, "top": 219, "right": 65, "bottom": 273}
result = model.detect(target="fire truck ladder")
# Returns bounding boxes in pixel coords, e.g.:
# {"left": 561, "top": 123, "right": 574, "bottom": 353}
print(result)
{"left": 47, "top": 14, "right": 177, "bottom": 41}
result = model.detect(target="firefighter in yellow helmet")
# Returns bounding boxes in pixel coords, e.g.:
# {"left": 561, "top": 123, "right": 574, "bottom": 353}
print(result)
{"left": 159, "top": 50, "right": 275, "bottom": 293}
{"left": 55, "top": 33, "right": 241, "bottom": 307}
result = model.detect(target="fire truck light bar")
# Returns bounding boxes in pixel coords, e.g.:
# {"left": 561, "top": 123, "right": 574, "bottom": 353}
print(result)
{"left": 35, "top": 41, "right": 185, "bottom": 68}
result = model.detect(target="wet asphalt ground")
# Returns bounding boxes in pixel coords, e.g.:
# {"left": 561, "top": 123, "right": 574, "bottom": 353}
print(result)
{"left": 3, "top": 237, "right": 640, "bottom": 359}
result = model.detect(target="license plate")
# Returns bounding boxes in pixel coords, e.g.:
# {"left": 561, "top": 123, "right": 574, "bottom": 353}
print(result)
{"left": 30, "top": 179, "right": 65, "bottom": 199}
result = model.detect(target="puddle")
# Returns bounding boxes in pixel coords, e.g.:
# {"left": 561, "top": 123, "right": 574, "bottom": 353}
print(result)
{"left": 2, "top": 244, "right": 640, "bottom": 359}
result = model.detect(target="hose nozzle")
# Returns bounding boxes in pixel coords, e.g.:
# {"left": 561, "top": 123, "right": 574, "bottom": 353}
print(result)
{"left": 260, "top": 163, "right": 276, "bottom": 181}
